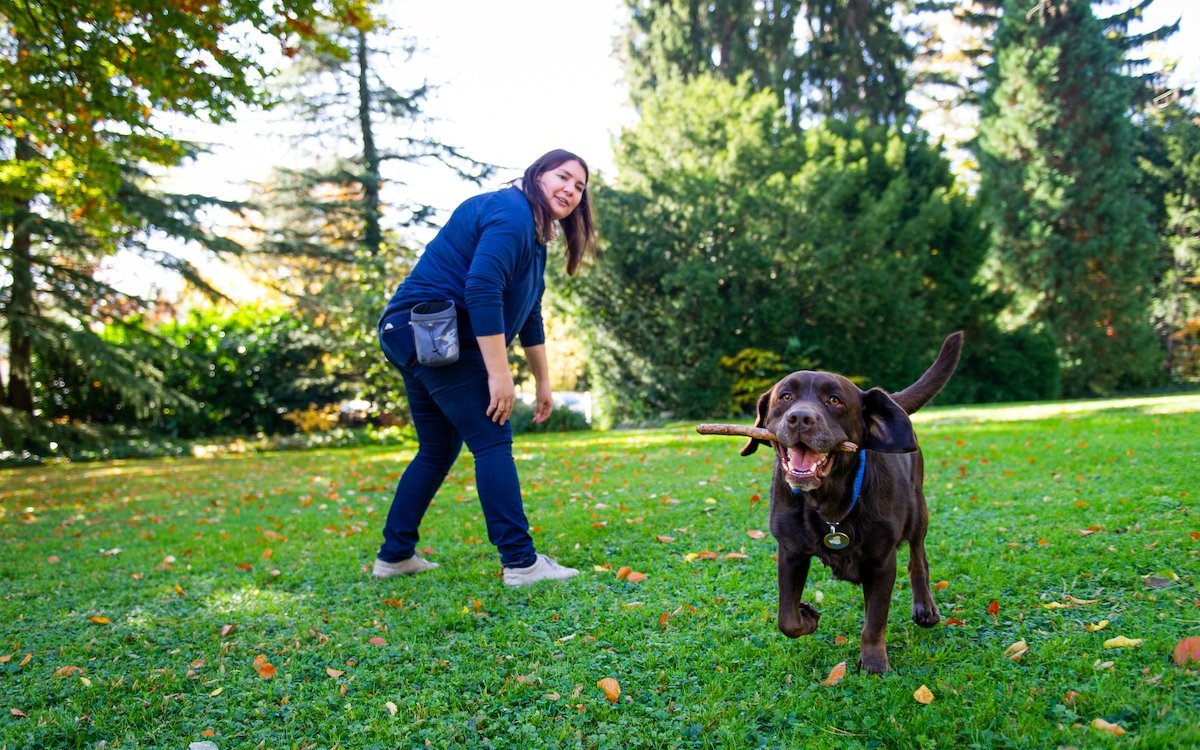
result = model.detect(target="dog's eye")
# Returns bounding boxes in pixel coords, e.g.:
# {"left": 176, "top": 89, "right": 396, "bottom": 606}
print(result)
{"left": 828, "top": 396, "right": 842, "bottom": 406}
{"left": 779, "top": 393, "right": 793, "bottom": 403}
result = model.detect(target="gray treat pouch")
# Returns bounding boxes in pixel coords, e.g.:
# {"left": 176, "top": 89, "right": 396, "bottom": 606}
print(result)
{"left": 410, "top": 300, "right": 460, "bottom": 366}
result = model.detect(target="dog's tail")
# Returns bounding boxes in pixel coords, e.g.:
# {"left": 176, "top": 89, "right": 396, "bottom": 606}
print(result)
{"left": 890, "top": 331, "right": 963, "bottom": 415}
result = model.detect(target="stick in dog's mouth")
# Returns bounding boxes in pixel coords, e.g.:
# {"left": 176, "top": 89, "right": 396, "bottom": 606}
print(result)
{"left": 695, "top": 423, "right": 858, "bottom": 453}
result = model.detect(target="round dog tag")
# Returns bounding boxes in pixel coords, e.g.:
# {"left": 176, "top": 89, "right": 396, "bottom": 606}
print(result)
{"left": 823, "top": 531, "right": 850, "bottom": 550}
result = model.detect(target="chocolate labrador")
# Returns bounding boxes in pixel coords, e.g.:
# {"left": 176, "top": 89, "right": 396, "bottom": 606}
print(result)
{"left": 740, "top": 332, "right": 963, "bottom": 674}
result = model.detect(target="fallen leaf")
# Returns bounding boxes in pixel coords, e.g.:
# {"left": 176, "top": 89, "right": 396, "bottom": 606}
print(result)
{"left": 88, "top": 616, "right": 111, "bottom": 625}
{"left": 385, "top": 701, "right": 398, "bottom": 716}
{"left": 219, "top": 624, "right": 236, "bottom": 637}
{"left": 592, "top": 564, "right": 611, "bottom": 572}
{"left": 47, "top": 556, "right": 59, "bottom": 564}
{"left": 1004, "top": 639, "right": 1028, "bottom": 661}
{"left": 626, "top": 571, "right": 647, "bottom": 583}
{"left": 834, "top": 635, "right": 849, "bottom": 645}
{"left": 747, "top": 529, "right": 766, "bottom": 540}
{"left": 597, "top": 677, "right": 621, "bottom": 703}
{"left": 1064, "top": 690, "right": 1080, "bottom": 706}
{"left": 820, "top": 661, "right": 847, "bottom": 686}
{"left": 1172, "top": 636, "right": 1200, "bottom": 666}
{"left": 914, "top": 685, "right": 934, "bottom": 704}
{"left": 655, "top": 535, "right": 675, "bottom": 543}
{"left": 1091, "top": 718, "right": 1127, "bottom": 737}
{"left": 19, "top": 654, "right": 30, "bottom": 667}
{"left": 326, "top": 668, "right": 345, "bottom": 678}
{"left": 544, "top": 692, "right": 561, "bottom": 701}
{"left": 615, "top": 566, "right": 631, "bottom": 580}
{"left": 368, "top": 637, "right": 387, "bottom": 647}
{"left": 696, "top": 550, "right": 718, "bottom": 560}
{"left": 724, "top": 552, "right": 748, "bottom": 560}
{"left": 1085, "top": 620, "right": 1110, "bottom": 632}
{"left": 933, "top": 580, "right": 949, "bottom": 591}
{"left": 201, "top": 729, "right": 215, "bottom": 737}
{"left": 987, "top": 600, "right": 1000, "bottom": 618}
{"left": 210, "top": 687, "right": 223, "bottom": 696}
{"left": 10, "top": 708, "right": 26, "bottom": 718}
{"left": 944, "top": 617, "right": 966, "bottom": 627}
{"left": 253, "top": 655, "right": 276, "bottom": 679}
{"left": 382, "top": 599, "right": 405, "bottom": 608}
{"left": 1104, "top": 636, "right": 1143, "bottom": 649}
{"left": 658, "top": 613, "right": 670, "bottom": 628}
{"left": 173, "top": 584, "right": 185, "bottom": 596}
{"left": 54, "top": 665, "right": 84, "bottom": 678}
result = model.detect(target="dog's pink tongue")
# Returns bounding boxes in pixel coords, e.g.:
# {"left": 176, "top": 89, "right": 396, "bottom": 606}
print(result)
{"left": 787, "top": 446, "right": 822, "bottom": 474}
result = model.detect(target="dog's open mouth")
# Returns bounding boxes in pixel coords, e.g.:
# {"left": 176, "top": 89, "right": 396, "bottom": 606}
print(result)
{"left": 778, "top": 443, "right": 832, "bottom": 491}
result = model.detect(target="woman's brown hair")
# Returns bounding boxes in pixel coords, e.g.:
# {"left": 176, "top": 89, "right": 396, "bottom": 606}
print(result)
{"left": 518, "top": 149, "right": 597, "bottom": 276}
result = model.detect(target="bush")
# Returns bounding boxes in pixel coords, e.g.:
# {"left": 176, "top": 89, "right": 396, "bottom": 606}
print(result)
{"left": 509, "top": 401, "right": 591, "bottom": 434}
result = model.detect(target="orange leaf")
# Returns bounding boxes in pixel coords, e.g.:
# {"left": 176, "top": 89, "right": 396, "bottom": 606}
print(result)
{"left": 236, "top": 563, "right": 253, "bottom": 571}
{"left": 820, "top": 661, "right": 847, "bottom": 686}
{"left": 201, "top": 729, "right": 216, "bottom": 737}
{"left": 658, "top": 612, "right": 670, "bottom": 628}
{"left": 89, "top": 616, "right": 111, "bottom": 625}
{"left": 18, "top": 654, "right": 30, "bottom": 667}
{"left": 914, "top": 685, "right": 934, "bottom": 704}
{"left": 326, "top": 668, "right": 345, "bottom": 678}
{"left": 626, "top": 571, "right": 647, "bottom": 583}
{"left": 834, "top": 635, "right": 849, "bottom": 645}
{"left": 419, "top": 547, "right": 436, "bottom": 555}
{"left": 696, "top": 551, "right": 718, "bottom": 560}
{"left": 253, "top": 654, "right": 276, "bottom": 679}
{"left": 368, "top": 637, "right": 387, "bottom": 646}
{"left": 749, "top": 493, "right": 761, "bottom": 503}
{"left": 54, "top": 665, "right": 84, "bottom": 678}
{"left": 1172, "top": 636, "right": 1200, "bottom": 666}
{"left": 10, "top": 708, "right": 26, "bottom": 718}
{"left": 1064, "top": 690, "right": 1081, "bottom": 706}
{"left": 383, "top": 599, "right": 405, "bottom": 608}
{"left": 747, "top": 529, "right": 766, "bottom": 540}
{"left": 655, "top": 535, "right": 675, "bottom": 543}
{"left": 1091, "top": 718, "right": 1127, "bottom": 737}
{"left": 219, "top": 624, "right": 236, "bottom": 637}
{"left": 987, "top": 600, "right": 1000, "bottom": 618}
{"left": 616, "top": 566, "right": 631, "bottom": 580}
{"left": 597, "top": 677, "right": 621, "bottom": 702}
{"left": 724, "top": 552, "right": 749, "bottom": 560}
{"left": 933, "top": 580, "right": 949, "bottom": 591}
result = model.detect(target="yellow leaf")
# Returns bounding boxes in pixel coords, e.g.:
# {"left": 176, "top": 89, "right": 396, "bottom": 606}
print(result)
{"left": 385, "top": 701, "right": 398, "bottom": 716}
{"left": 1103, "top": 636, "right": 1143, "bottom": 649}
{"left": 597, "top": 677, "right": 621, "bottom": 702}
{"left": 88, "top": 616, "right": 111, "bottom": 625}
{"left": 914, "top": 685, "right": 934, "bottom": 704}
{"left": 210, "top": 687, "right": 223, "bottom": 697}
{"left": 1042, "top": 602, "right": 1069, "bottom": 610}
{"left": 655, "top": 535, "right": 676, "bottom": 543}
{"left": 173, "top": 584, "right": 185, "bottom": 596}
{"left": 1091, "top": 718, "right": 1127, "bottom": 736}
{"left": 1085, "top": 620, "right": 1109, "bottom": 632}
{"left": 1004, "top": 639, "right": 1029, "bottom": 661}
{"left": 820, "top": 661, "right": 847, "bottom": 687}
{"left": 79, "top": 677, "right": 91, "bottom": 687}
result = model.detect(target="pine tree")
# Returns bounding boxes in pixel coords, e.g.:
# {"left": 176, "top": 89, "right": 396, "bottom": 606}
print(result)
{"left": 977, "top": 0, "right": 1164, "bottom": 395}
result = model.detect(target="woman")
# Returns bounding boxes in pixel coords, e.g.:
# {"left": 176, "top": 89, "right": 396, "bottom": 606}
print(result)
{"left": 374, "top": 149, "right": 596, "bottom": 586}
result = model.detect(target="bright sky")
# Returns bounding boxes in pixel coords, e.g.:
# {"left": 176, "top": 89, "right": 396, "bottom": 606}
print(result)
{"left": 119, "top": 0, "right": 1199, "bottom": 299}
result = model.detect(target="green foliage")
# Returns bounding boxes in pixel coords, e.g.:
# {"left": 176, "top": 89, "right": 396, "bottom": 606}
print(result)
{"left": 720, "top": 346, "right": 817, "bottom": 416}
{"left": 508, "top": 401, "right": 591, "bottom": 435}
{"left": 1, "top": 396, "right": 1197, "bottom": 746}
{"left": 1138, "top": 103, "right": 1200, "bottom": 383}
{"left": 977, "top": 0, "right": 1166, "bottom": 396}
{"left": 563, "top": 75, "right": 1017, "bottom": 424}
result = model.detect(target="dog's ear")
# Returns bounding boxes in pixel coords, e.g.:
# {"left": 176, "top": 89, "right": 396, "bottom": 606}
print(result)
{"left": 740, "top": 390, "right": 772, "bottom": 456}
{"left": 862, "top": 387, "right": 918, "bottom": 453}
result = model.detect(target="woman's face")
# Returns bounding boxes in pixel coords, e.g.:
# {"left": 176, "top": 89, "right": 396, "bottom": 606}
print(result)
{"left": 537, "top": 160, "right": 587, "bottom": 220}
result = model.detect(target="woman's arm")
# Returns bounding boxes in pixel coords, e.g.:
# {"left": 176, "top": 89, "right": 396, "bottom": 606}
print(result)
{"left": 478, "top": 334, "right": 515, "bottom": 425}
{"left": 523, "top": 344, "right": 553, "bottom": 424}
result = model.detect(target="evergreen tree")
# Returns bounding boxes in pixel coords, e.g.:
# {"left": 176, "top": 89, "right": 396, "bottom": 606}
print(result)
{"left": 252, "top": 15, "right": 493, "bottom": 415}
{"left": 977, "top": 0, "right": 1164, "bottom": 395}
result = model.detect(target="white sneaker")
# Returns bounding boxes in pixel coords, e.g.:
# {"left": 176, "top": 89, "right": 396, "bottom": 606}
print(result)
{"left": 372, "top": 555, "right": 438, "bottom": 578}
{"left": 502, "top": 554, "right": 579, "bottom": 587}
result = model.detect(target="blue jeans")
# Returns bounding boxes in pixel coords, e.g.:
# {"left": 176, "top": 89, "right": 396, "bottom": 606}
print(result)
{"left": 377, "top": 312, "right": 536, "bottom": 568}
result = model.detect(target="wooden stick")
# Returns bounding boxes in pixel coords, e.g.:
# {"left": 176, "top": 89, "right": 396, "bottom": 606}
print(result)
{"left": 695, "top": 423, "right": 858, "bottom": 453}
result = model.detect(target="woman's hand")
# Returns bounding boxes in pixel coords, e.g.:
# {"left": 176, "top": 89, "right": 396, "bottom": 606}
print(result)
{"left": 478, "top": 334, "right": 515, "bottom": 425}
{"left": 533, "top": 379, "right": 554, "bottom": 424}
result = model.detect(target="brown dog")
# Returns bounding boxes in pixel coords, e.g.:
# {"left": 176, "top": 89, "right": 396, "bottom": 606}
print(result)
{"left": 740, "top": 332, "right": 963, "bottom": 674}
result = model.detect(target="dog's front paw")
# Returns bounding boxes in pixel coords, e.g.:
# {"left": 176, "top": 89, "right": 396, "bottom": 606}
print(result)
{"left": 859, "top": 646, "right": 891, "bottom": 675}
{"left": 778, "top": 601, "right": 820, "bottom": 638}
{"left": 912, "top": 601, "right": 940, "bottom": 628}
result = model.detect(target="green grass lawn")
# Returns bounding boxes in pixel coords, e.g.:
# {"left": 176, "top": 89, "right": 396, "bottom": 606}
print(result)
{"left": 2, "top": 395, "right": 1198, "bottom": 749}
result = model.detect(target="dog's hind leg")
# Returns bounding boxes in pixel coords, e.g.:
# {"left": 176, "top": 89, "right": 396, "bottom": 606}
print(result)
{"left": 859, "top": 557, "right": 897, "bottom": 674}
{"left": 776, "top": 549, "right": 819, "bottom": 638}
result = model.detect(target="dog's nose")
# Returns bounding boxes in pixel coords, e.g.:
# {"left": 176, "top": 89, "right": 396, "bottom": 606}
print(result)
{"left": 785, "top": 408, "right": 817, "bottom": 428}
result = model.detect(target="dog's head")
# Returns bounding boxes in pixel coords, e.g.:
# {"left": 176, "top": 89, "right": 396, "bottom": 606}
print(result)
{"left": 741, "top": 371, "right": 917, "bottom": 491}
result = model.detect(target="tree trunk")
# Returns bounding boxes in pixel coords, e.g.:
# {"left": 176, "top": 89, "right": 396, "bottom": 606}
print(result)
{"left": 356, "top": 27, "right": 382, "bottom": 256}
{"left": 5, "top": 135, "right": 37, "bottom": 414}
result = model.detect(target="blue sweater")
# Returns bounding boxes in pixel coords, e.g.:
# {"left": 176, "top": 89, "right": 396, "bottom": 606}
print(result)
{"left": 382, "top": 186, "right": 546, "bottom": 348}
